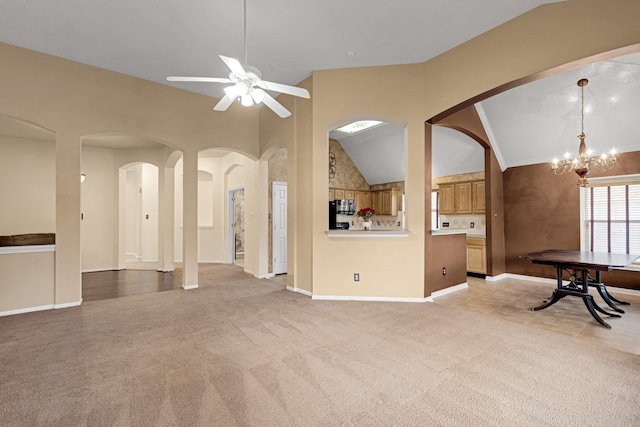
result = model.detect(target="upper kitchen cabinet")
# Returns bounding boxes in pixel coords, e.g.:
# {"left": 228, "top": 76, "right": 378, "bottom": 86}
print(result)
{"left": 472, "top": 181, "right": 485, "bottom": 214}
{"left": 438, "top": 184, "right": 455, "bottom": 215}
{"left": 437, "top": 180, "right": 482, "bottom": 214}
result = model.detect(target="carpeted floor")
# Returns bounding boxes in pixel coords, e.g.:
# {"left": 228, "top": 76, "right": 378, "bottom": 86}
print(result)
{"left": 1, "top": 264, "right": 639, "bottom": 426}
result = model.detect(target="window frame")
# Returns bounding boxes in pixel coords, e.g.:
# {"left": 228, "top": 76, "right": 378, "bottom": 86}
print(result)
{"left": 580, "top": 173, "right": 640, "bottom": 270}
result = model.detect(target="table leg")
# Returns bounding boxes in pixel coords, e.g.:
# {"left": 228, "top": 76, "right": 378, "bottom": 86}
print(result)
{"left": 582, "top": 295, "right": 611, "bottom": 329}
{"left": 529, "top": 290, "right": 565, "bottom": 311}
{"left": 589, "top": 271, "right": 630, "bottom": 310}
{"left": 529, "top": 266, "right": 566, "bottom": 311}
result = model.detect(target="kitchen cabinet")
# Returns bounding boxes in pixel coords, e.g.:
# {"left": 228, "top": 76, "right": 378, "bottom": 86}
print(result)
{"left": 330, "top": 187, "right": 398, "bottom": 216}
{"left": 439, "top": 184, "right": 455, "bottom": 214}
{"left": 472, "top": 181, "right": 485, "bottom": 214}
{"left": 455, "top": 182, "right": 473, "bottom": 214}
{"left": 438, "top": 180, "right": 484, "bottom": 215}
{"left": 466, "top": 237, "right": 487, "bottom": 274}
{"left": 354, "top": 191, "right": 371, "bottom": 211}
{"left": 372, "top": 189, "right": 398, "bottom": 216}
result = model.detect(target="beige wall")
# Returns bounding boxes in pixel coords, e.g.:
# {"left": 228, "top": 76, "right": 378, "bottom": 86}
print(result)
{"left": 0, "top": 249, "right": 55, "bottom": 313}
{"left": 0, "top": 136, "right": 55, "bottom": 235}
{"left": 81, "top": 146, "right": 117, "bottom": 271}
{"left": 1, "top": 0, "right": 640, "bottom": 311}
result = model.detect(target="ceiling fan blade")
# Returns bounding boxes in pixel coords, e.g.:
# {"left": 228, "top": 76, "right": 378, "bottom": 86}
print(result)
{"left": 258, "top": 80, "right": 310, "bottom": 99}
{"left": 213, "top": 94, "right": 237, "bottom": 111}
{"left": 219, "top": 55, "right": 247, "bottom": 78}
{"left": 262, "top": 92, "right": 291, "bottom": 118}
{"left": 167, "top": 76, "right": 232, "bottom": 83}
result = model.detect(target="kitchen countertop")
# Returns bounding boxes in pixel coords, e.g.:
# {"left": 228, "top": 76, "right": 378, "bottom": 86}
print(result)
{"left": 327, "top": 230, "right": 411, "bottom": 238}
{"left": 431, "top": 229, "right": 485, "bottom": 237}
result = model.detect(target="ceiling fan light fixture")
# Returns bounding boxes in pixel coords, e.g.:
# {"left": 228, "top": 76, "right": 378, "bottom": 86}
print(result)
{"left": 250, "top": 88, "right": 265, "bottom": 104}
{"left": 241, "top": 94, "right": 253, "bottom": 107}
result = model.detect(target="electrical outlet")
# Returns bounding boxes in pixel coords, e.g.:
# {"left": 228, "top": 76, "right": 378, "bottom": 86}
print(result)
{"left": 470, "top": 222, "right": 475, "bottom": 228}
{"left": 442, "top": 267, "right": 446, "bottom": 275}
{"left": 354, "top": 273, "right": 360, "bottom": 282}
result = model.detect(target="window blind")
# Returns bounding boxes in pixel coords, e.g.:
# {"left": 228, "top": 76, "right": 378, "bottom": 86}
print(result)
{"left": 582, "top": 180, "right": 640, "bottom": 266}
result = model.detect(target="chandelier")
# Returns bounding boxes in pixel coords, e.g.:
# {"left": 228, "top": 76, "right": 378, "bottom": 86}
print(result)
{"left": 551, "top": 78, "right": 617, "bottom": 186}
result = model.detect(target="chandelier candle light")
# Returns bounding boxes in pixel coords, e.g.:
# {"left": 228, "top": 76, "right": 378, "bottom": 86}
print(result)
{"left": 552, "top": 78, "right": 617, "bottom": 186}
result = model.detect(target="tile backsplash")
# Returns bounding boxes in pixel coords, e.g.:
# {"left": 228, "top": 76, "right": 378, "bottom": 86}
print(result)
{"left": 439, "top": 214, "right": 486, "bottom": 236}
{"left": 338, "top": 214, "right": 402, "bottom": 230}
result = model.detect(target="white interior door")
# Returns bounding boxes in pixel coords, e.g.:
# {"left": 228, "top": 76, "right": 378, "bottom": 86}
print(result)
{"left": 272, "top": 182, "right": 287, "bottom": 275}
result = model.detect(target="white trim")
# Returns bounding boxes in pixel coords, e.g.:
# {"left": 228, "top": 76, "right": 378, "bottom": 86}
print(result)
{"left": 141, "top": 259, "right": 158, "bottom": 263}
{"left": 0, "top": 244, "right": 55, "bottom": 255}
{"left": 492, "top": 273, "right": 562, "bottom": 285}
{"left": 0, "top": 304, "right": 54, "bottom": 317}
{"left": 54, "top": 300, "right": 82, "bottom": 309}
{"left": 261, "top": 272, "right": 276, "bottom": 279}
{"left": 286, "top": 286, "right": 313, "bottom": 297}
{"left": 485, "top": 273, "right": 509, "bottom": 282}
{"left": 312, "top": 295, "right": 429, "bottom": 303}
{"left": 158, "top": 268, "right": 175, "bottom": 272}
{"left": 475, "top": 103, "right": 507, "bottom": 171}
{"left": 126, "top": 251, "right": 142, "bottom": 260}
{"left": 326, "top": 230, "right": 411, "bottom": 238}
{"left": 81, "top": 267, "right": 118, "bottom": 273}
{"left": 430, "top": 282, "right": 468, "bottom": 299}
{"left": 181, "top": 284, "right": 199, "bottom": 290}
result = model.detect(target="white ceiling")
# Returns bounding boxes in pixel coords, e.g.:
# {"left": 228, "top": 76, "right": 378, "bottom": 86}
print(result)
{"left": 0, "top": 0, "right": 559, "bottom": 101}
{"left": 2, "top": 0, "right": 639, "bottom": 181}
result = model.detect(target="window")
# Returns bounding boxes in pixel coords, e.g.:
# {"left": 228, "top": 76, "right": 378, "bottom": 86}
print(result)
{"left": 581, "top": 174, "right": 640, "bottom": 269}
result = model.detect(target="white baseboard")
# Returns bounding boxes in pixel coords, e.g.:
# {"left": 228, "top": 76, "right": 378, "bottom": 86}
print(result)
{"left": 81, "top": 267, "right": 116, "bottom": 273}
{"left": 312, "top": 294, "right": 429, "bottom": 303}
{"left": 485, "top": 273, "right": 509, "bottom": 282}
{"left": 497, "top": 273, "right": 560, "bottom": 285}
{"left": 0, "top": 304, "right": 54, "bottom": 317}
{"left": 430, "top": 282, "right": 469, "bottom": 299}
{"left": 55, "top": 300, "right": 82, "bottom": 309}
{"left": 182, "top": 284, "right": 199, "bottom": 290}
{"left": 158, "top": 268, "right": 175, "bottom": 272}
{"left": 286, "top": 286, "right": 313, "bottom": 297}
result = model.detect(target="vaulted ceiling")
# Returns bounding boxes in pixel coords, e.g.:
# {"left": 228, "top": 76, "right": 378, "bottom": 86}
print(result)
{"left": 1, "top": 0, "right": 638, "bottom": 182}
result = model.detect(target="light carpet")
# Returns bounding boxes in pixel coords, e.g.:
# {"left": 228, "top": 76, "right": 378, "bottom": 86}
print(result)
{"left": 1, "top": 264, "right": 639, "bottom": 426}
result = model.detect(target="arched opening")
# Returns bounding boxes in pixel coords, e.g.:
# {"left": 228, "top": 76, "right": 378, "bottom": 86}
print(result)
{"left": 431, "top": 126, "right": 486, "bottom": 275}
{"left": 80, "top": 134, "right": 180, "bottom": 300}
{"left": 328, "top": 118, "right": 407, "bottom": 231}
{"left": 122, "top": 162, "right": 159, "bottom": 270}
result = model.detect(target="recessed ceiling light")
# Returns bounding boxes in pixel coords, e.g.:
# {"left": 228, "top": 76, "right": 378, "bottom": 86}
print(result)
{"left": 346, "top": 51, "right": 357, "bottom": 57}
{"left": 336, "top": 120, "right": 383, "bottom": 134}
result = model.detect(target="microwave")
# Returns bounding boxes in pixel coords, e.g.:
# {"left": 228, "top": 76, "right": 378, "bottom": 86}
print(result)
{"left": 335, "top": 199, "right": 355, "bottom": 215}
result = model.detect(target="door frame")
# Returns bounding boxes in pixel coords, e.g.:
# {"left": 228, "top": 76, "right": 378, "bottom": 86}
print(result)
{"left": 227, "top": 186, "right": 244, "bottom": 264}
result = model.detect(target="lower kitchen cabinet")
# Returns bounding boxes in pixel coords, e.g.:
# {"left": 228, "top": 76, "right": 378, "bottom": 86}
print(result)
{"left": 466, "top": 237, "right": 487, "bottom": 274}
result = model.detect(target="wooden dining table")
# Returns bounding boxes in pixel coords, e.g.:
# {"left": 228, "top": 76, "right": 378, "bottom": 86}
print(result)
{"left": 520, "top": 249, "right": 638, "bottom": 328}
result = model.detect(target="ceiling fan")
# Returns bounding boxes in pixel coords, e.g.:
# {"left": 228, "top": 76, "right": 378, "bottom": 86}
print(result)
{"left": 166, "top": 0, "right": 309, "bottom": 118}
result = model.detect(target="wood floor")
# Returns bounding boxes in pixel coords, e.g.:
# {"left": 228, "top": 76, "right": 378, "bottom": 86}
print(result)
{"left": 82, "top": 269, "right": 181, "bottom": 302}
{"left": 81, "top": 265, "right": 640, "bottom": 355}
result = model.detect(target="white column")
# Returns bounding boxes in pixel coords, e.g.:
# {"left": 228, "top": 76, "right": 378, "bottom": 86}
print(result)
{"left": 182, "top": 150, "right": 199, "bottom": 289}
{"left": 162, "top": 165, "right": 175, "bottom": 272}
